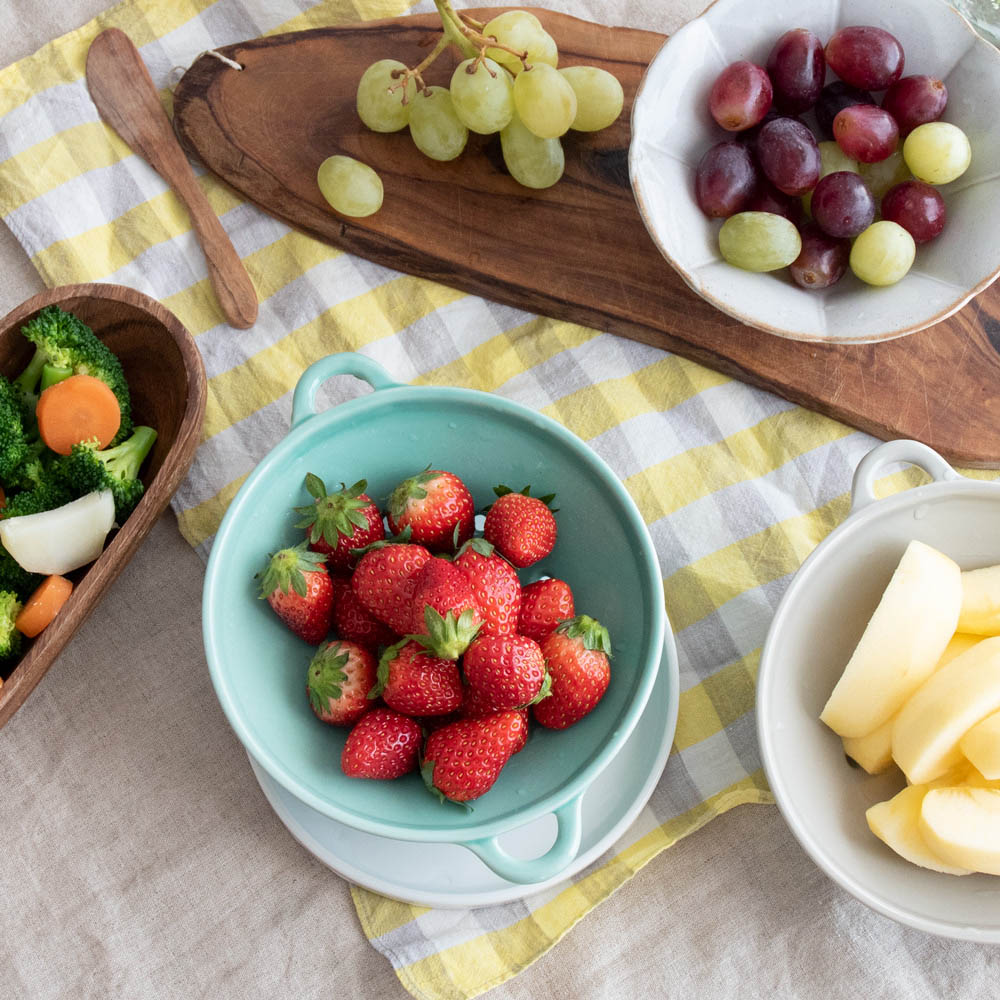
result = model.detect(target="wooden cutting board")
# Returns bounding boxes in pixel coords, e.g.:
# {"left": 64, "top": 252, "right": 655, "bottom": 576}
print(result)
{"left": 172, "top": 8, "right": 1000, "bottom": 468}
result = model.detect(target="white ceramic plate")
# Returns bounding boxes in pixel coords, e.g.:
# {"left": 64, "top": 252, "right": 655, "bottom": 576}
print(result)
{"left": 758, "top": 440, "right": 1000, "bottom": 941}
{"left": 247, "top": 641, "right": 677, "bottom": 909}
{"left": 629, "top": 0, "right": 1000, "bottom": 343}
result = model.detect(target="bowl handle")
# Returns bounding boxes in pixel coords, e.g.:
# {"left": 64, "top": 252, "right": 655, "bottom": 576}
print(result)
{"left": 850, "top": 439, "right": 962, "bottom": 514}
{"left": 459, "top": 791, "right": 585, "bottom": 884}
{"left": 291, "top": 352, "right": 402, "bottom": 429}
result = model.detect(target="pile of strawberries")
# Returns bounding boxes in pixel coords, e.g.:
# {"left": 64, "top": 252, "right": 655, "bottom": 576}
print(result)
{"left": 256, "top": 467, "right": 613, "bottom": 803}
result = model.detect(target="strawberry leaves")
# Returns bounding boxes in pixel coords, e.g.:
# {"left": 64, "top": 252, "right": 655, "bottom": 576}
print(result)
{"left": 306, "top": 642, "right": 350, "bottom": 715}
{"left": 257, "top": 542, "right": 327, "bottom": 599}
{"left": 294, "top": 474, "right": 374, "bottom": 547}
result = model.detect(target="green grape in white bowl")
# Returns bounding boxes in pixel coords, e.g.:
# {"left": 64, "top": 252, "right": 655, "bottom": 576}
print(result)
{"left": 718, "top": 212, "right": 802, "bottom": 272}
{"left": 850, "top": 220, "right": 916, "bottom": 286}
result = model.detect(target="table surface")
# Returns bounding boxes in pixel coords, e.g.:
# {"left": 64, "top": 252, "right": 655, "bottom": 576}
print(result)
{"left": 1, "top": 2, "right": 997, "bottom": 998}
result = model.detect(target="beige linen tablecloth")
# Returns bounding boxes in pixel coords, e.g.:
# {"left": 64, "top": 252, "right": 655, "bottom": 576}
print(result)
{"left": 1, "top": 1, "right": 998, "bottom": 997}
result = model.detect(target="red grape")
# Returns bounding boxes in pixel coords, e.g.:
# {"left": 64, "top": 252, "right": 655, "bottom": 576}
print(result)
{"left": 881, "top": 76, "right": 948, "bottom": 136}
{"left": 695, "top": 141, "right": 758, "bottom": 218}
{"left": 746, "top": 179, "right": 803, "bottom": 225}
{"left": 825, "top": 26, "right": 905, "bottom": 90}
{"left": 790, "top": 224, "right": 849, "bottom": 289}
{"left": 833, "top": 105, "right": 899, "bottom": 163}
{"left": 810, "top": 171, "right": 876, "bottom": 238}
{"left": 881, "top": 180, "right": 946, "bottom": 243}
{"left": 766, "top": 29, "right": 825, "bottom": 114}
{"left": 756, "top": 117, "right": 821, "bottom": 196}
{"left": 815, "top": 81, "right": 874, "bottom": 139}
{"left": 709, "top": 61, "right": 773, "bottom": 131}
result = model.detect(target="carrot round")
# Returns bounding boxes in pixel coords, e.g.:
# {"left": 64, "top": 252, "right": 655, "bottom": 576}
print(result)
{"left": 15, "top": 575, "right": 74, "bottom": 638}
{"left": 36, "top": 374, "right": 121, "bottom": 455}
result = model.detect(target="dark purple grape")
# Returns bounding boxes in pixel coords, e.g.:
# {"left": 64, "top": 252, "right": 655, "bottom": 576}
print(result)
{"left": 766, "top": 28, "right": 825, "bottom": 113}
{"left": 815, "top": 81, "right": 875, "bottom": 139}
{"left": 833, "top": 105, "right": 899, "bottom": 163}
{"left": 825, "top": 26, "right": 905, "bottom": 90}
{"left": 881, "top": 76, "right": 947, "bottom": 136}
{"left": 746, "top": 179, "right": 803, "bottom": 225}
{"left": 810, "top": 171, "right": 876, "bottom": 238}
{"left": 790, "top": 224, "right": 849, "bottom": 289}
{"left": 694, "top": 141, "right": 758, "bottom": 218}
{"left": 881, "top": 180, "right": 946, "bottom": 243}
{"left": 756, "top": 117, "right": 821, "bottom": 196}
{"left": 709, "top": 61, "right": 773, "bottom": 131}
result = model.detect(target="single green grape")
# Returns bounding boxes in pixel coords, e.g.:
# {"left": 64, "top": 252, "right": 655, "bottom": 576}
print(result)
{"left": 408, "top": 86, "right": 469, "bottom": 162}
{"left": 859, "top": 150, "right": 911, "bottom": 203}
{"left": 718, "top": 212, "right": 802, "bottom": 272}
{"left": 356, "top": 59, "right": 410, "bottom": 133}
{"left": 559, "top": 66, "right": 623, "bottom": 132}
{"left": 483, "top": 11, "right": 558, "bottom": 75}
{"left": 803, "top": 140, "right": 859, "bottom": 215}
{"left": 317, "top": 155, "right": 383, "bottom": 217}
{"left": 850, "top": 220, "right": 915, "bottom": 285}
{"left": 450, "top": 57, "right": 514, "bottom": 135}
{"left": 500, "top": 112, "right": 564, "bottom": 189}
{"left": 903, "top": 122, "right": 971, "bottom": 185}
{"left": 513, "top": 63, "right": 577, "bottom": 139}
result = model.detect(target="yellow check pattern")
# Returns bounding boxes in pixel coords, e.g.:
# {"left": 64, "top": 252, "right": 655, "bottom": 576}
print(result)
{"left": 1, "top": 1, "right": 990, "bottom": 997}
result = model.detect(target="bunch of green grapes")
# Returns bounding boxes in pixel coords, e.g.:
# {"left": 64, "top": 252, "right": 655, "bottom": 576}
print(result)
{"left": 317, "top": 6, "right": 625, "bottom": 216}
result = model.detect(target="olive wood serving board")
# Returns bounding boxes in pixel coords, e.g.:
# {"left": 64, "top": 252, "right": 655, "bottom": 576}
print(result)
{"left": 172, "top": 8, "right": 1000, "bottom": 468}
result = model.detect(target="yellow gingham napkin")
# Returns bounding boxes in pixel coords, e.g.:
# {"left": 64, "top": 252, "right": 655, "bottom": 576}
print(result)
{"left": 3, "top": 0, "right": 982, "bottom": 996}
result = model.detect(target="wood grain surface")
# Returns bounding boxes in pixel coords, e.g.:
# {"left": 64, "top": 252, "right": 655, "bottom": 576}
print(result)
{"left": 172, "top": 8, "right": 1000, "bottom": 467}
{"left": 0, "top": 284, "right": 207, "bottom": 729}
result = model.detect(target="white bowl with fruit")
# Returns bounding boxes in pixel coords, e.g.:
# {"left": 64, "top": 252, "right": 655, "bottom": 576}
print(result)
{"left": 629, "top": 0, "right": 1000, "bottom": 342}
{"left": 758, "top": 439, "right": 1000, "bottom": 940}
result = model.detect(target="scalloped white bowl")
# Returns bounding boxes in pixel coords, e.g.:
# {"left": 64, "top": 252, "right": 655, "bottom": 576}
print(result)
{"left": 629, "top": 0, "right": 1000, "bottom": 343}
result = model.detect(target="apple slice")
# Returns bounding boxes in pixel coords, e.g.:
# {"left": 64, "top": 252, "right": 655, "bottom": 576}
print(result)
{"left": 892, "top": 636, "right": 1000, "bottom": 784}
{"left": 960, "top": 710, "right": 1000, "bottom": 780}
{"left": 958, "top": 564, "right": 1000, "bottom": 636}
{"left": 919, "top": 787, "right": 1000, "bottom": 875}
{"left": 820, "top": 540, "right": 962, "bottom": 738}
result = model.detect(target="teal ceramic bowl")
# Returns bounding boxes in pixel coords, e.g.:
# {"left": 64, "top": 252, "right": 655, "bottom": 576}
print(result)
{"left": 203, "top": 353, "right": 673, "bottom": 883}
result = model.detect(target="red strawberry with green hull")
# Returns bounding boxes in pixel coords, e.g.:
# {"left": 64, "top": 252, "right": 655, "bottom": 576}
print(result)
{"left": 408, "top": 557, "right": 482, "bottom": 659}
{"left": 462, "top": 633, "right": 550, "bottom": 710}
{"left": 421, "top": 710, "right": 529, "bottom": 802}
{"left": 483, "top": 486, "right": 557, "bottom": 568}
{"left": 387, "top": 469, "right": 474, "bottom": 552}
{"left": 341, "top": 708, "right": 422, "bottom": 779}
{"left": 533, "top": 616, "right": 612, "bottom": 730}
{"left": 306, "top": 640, "right": 377, "bottom": 726}
{"left": 333, "top": 584, "right": 398, "bottom": 650}
{"left": 369, "top": 639, "right": 463, "bottom": 716}
{"left": 351, "top": 540, "right": 431, "bottom": 635}
{"left": 460, "top": 687, "right": 530, "bottom": 753}
{"left": 294, "top": 474, "right": 384, "bottom": 572}
{"left": 518, "top": 578, "right": 574, "bottom": 643}
{"left": 257, "top": 542, "right": 334, "bottom": 645}
{"left": 453, "top": 538, "right": 521, "bottom": 636}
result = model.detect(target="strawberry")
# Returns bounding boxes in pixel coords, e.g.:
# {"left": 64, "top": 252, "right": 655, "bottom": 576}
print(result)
{"left": 460, "top": 688, "right": 530, "bottom": 753}
{"left": 518, "top": 578, "right": 574, "bottom": 642}
{"left": 294, "top": 474, "right": 384, "bottom": 572}
{"left": 408, "top": 557, "right": 482, "bottom": 659}
{"left": 463, "top": 633, "right": 549, "bottom": 710}
{"left": 306, "top": 640, "right": 377, "bottom": 726}
{"left": 533, "top": 616, "right": 612, "bottom": 730}
{"left": 257, "top": 542, "right": 334, "bottom": 644}
{"left": 453, "top": 538, "right": 521, "bottom": 636}
{"left": 333, "top": 584, "right": 398, "bottom": 650}
{"left": 387, "top": 468, "right": 474, "bottom": 552}
{"left": 421, "top": 710, "right": 529, "bottom": 802}
{"left": 341, "top": 708, "right": 422, "bottom": 779}
{"left": 352, "top": 540, "right": 431, "bottom": 634}
{"left": 483, "top": 486, "right": 557, "bottom": 568}
{"left": 369, "top": 639, "right": 463, "bottom": 716}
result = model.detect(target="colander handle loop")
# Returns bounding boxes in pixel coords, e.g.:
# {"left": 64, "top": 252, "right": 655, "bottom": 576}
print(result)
{"left": 850, "top": 439, "right": 962, "bottom": 514}
{"left": 460, "top": 791, "right": 585, "bottom": 884}
{"left": 291, "top": 352, "right": 401, "bottom": 429}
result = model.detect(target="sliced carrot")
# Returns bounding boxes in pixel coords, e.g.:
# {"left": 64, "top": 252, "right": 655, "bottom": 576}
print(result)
{"left": 36, "top": 374, "right": 121, "bottom": 455}
{"left": 15, "top": 575, "right": 73, "bottom": 638}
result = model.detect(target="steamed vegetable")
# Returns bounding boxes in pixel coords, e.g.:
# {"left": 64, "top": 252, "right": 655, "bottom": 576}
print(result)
{"left": 36, "top": 374, "right": 121, "bottom": 455}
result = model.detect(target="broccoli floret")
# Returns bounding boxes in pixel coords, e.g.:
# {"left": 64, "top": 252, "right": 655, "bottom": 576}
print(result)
{"left": 14, "top": 305, "right": 132, "bottom": 445}
{"left": 0, "top": 374, "right": 29, "bottom": 483}
{"left": 0, "top": 546, "right": 41, "bottom": 602}
{"left": 52, "top": 426, "right": 157, "bottom": 522}
{"left": 2, "top": 475, "right": 73, "bottom": 519}
{"left": 0, "top": 589, "right": 23, "bottom": 662}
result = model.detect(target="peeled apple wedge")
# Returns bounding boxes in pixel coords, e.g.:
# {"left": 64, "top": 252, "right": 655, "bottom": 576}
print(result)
{"left": 959, "top": 710, "right": 1000, "bottom": 780}
{"left": 958, "top": 564, "right": 1000, "bottom": 635}
{"left": 892, "top": 636, "right": 1000, "bottom": 784}
{"left": 0, "top": 490, "right": 115, "bottom": 575}
{"left": 919, "top": 787, "right": 1000, "bottom": 875}
{"left": 820, "top": 540, "right": 962, "bottom": 738}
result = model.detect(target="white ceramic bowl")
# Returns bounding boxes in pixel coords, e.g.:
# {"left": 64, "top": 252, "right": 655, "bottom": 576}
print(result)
{"left": 757, "top": 439, "right": 1000, "bottom": 941}
{"left": 629, "top": 0, "right": 1000, "bottom": 343}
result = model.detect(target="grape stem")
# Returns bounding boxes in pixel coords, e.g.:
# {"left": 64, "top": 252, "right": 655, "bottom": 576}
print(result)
{"left": 432, "top": 0, "right": 531, "bottom": 70}
{"left": 390, "top": 33, "right": 450, "bottom": 102}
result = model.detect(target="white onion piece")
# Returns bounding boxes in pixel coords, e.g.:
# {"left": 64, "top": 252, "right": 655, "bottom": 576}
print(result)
{"left": 0, "top": 490, "right": 115, "bottom": 575}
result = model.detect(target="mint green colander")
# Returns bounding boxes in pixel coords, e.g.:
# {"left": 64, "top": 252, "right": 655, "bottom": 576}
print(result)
{"left": 203, "top": 353, "right": 674, "bottom": 883}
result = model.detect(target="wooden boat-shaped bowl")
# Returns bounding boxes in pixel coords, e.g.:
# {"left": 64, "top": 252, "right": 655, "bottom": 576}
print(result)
{"left": 0, "top": 283, "right": 206, "bottom": 729}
